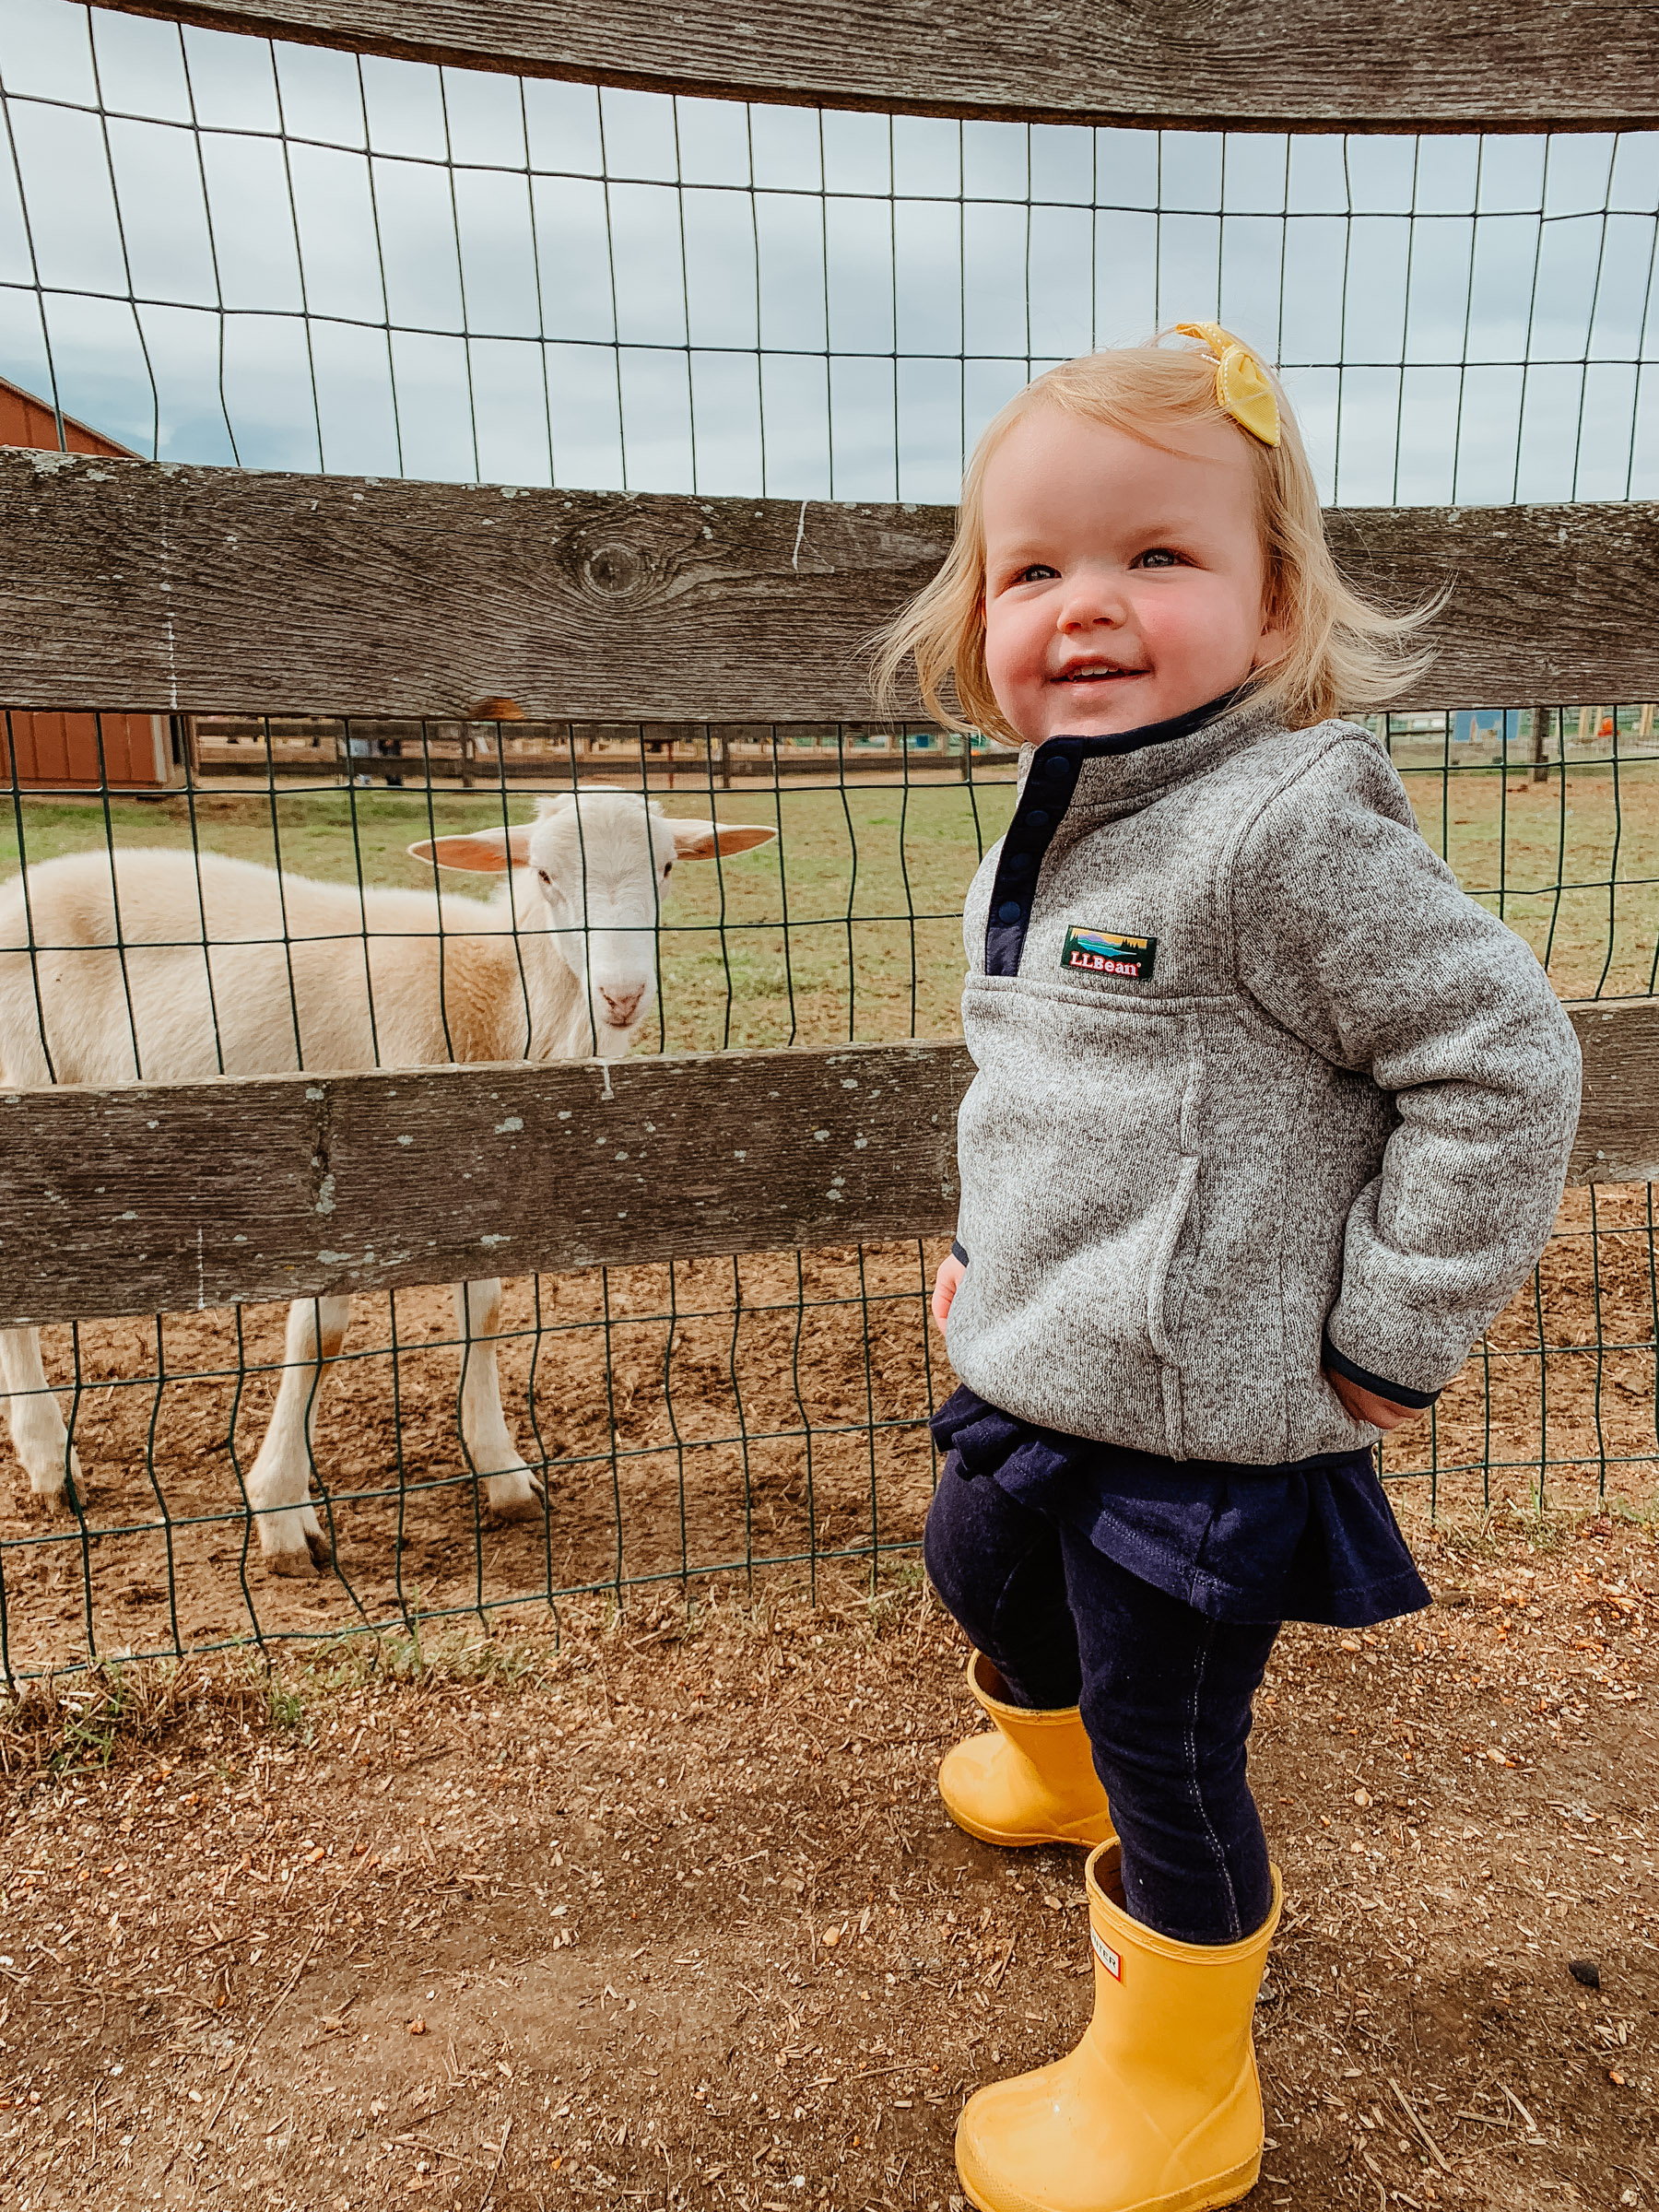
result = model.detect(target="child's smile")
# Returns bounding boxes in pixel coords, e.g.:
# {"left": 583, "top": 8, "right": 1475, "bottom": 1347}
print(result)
{"left": 1053, "top": 654, "right": 1147, "bottom": 686}
{"left": 979, "top": 406, "right": 1288, "bottom": 744}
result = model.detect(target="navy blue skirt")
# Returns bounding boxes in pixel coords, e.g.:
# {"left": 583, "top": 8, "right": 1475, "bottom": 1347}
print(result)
{"left": 929, "top": 1384, "right": 1431, "bottom": 1630}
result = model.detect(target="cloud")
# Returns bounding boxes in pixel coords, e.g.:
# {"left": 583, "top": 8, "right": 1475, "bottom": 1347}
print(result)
{"left": 2, "top": 0, "right": 1656, "bottom": 504}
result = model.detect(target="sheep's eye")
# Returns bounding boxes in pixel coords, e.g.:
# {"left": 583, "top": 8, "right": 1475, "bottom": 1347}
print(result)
{"left": 662, "top": 861, "right": 674, "bottom": 877}
{"left": 536, "top": 868, "right": 552, "bottom": 886}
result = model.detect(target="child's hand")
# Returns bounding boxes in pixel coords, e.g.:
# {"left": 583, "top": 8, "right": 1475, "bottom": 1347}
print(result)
{"left": 932, "top": 1254, "right": 967, "bottom": 1330}
{"left": 1325, "top": 1366, "right": 1419, "bottom": 1432}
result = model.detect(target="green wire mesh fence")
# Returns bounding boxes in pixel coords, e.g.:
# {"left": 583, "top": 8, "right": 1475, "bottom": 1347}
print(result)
{"left": 3, "top": 0, "right": 1659, "bottom": 1676}
{"left": 6, "top": 3, "right": 1659, "bottom": 503}
{"left": 0, "top": 708, "right": 1654, "bottom": 1681}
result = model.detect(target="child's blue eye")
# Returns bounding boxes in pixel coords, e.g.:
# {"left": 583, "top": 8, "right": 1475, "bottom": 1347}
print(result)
{"left": 1135, "top": 548, "right": 1181, "bottom": 570}
{"left": 1014, "top": 563, "right": 1059, "bottom": 584}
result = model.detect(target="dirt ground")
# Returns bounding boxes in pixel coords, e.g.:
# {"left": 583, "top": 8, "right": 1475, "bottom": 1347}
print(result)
{"left": 0, "top": 1241, "right": 946, "bottom": 1680}
{"left": 2, "top": 1182, "right": 1658, "bottom": 1682}
{"left": 3, "top": 1144, "right": 1658, "bottom": 2210}
{"left": 1, "top": 1511, "right": 1657, "bottom": 2212}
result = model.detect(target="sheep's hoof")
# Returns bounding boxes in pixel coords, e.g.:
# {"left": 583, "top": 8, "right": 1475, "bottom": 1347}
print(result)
{"left": 484, "top": 1468, "right": 546, "bottom": 1522}
{"left": 258, "top": 1511, "right": 334, "bottom": 1576}
{"left": 28, "top": 1449, "right": 83, "bottom": 1513}
{"left": 265, "top": 1544, "right": 319, "bottom": 1579}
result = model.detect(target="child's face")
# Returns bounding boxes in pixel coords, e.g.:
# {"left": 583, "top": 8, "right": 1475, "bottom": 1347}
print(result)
{"left": 980, "top": 406, "right": 1288, "bottom": 743}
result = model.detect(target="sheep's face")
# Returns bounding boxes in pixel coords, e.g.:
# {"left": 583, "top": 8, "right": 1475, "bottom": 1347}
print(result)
{"left": 407, "top": 794, "right": 775, "bottom": 1057}
{"left": 524, "top": 795, "right": 682, "bottom": 1045}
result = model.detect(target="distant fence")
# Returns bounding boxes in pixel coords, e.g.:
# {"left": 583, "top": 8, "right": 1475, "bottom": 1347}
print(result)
{"left": 187, "top": 717, "right": 991, "bottom": 786}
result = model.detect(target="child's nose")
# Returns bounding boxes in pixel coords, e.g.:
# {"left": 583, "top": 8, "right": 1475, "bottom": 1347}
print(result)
{"left": 1058, "top": 577, "right": 1128, "bottom": 629}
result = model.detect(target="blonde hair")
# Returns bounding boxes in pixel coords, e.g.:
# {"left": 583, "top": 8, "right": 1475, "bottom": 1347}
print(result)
{"left": 872, "top": 334, "right": 1433, "bottom": 740}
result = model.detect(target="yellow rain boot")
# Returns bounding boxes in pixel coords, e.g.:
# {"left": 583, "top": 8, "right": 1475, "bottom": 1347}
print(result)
{"left": 956, "top": 1840, "right": 1283, "bottom": 2212}
{"left": 938, "top": 1651, "right": 1114, "bottom": 1850}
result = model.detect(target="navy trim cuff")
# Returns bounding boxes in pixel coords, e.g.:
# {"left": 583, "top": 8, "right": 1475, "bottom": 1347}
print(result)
{"left": 1322, "top": 1334, "right": 1441, "bottom": 1411}
{"left": 950, "top": 1239, "right": 969, "bottom": 1266}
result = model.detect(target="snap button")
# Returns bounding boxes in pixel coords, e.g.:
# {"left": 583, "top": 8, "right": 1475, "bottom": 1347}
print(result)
{"left": 996, "top": 900, "right": 1023, "bottom": 924}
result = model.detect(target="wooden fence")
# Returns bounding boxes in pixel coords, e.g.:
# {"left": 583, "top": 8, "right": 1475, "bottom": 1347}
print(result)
{"left": 6, "top": 2, "right": 1659, "bottom": 1340}
{"left": 12, "top": 460, "right": 1659, "bottom": 722}
{"left": 0, "top": 1007, "right": 1653, "bottom": 1333}
{"left": 184, "top": 718, "right": 982, "bottom": 787}
{"left": 97, "top": 0, "right": 1659, "bottom": 133}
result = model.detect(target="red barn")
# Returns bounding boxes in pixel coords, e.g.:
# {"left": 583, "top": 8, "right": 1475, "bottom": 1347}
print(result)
{"left": 2, "top": 376, "right": 183, "bottom": 791}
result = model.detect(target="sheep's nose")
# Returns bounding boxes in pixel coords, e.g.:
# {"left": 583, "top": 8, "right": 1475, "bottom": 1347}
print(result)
{"left": 599, "top": 984, "right": 645, "bottom": 1027}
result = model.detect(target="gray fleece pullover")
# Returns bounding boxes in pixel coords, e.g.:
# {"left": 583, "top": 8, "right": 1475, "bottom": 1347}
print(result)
{"left": 944, "top": 697, "right": 1583, "bottom": 1464}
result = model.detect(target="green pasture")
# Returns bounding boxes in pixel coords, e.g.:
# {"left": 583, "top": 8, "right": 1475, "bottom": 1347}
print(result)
{"left": 0, "top": 748, "right": 1653, "bottom": 1063}
{"left": 0, "top": 779, "right": 1018, "bottom": 1054}
{"left": 1400, "top": 752, "right": 1659, "bottom": 1001}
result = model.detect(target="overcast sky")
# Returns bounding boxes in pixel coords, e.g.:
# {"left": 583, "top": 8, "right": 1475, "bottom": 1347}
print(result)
{"left": 4, "top": 0, "right": 1658, "bottom": 508}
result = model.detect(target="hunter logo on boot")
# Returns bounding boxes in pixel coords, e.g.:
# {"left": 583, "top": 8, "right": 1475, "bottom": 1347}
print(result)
{"left": 1062, "top": 925, "right": 1156, "bottom": 982}
{"left": 1090, "top": 1928, "right": 1122, "bottom": 1980}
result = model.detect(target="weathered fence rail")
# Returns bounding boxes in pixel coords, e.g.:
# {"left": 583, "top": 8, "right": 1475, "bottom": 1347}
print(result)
{"left": 10, "top": 453, "right": 1659, "bottom": 721}
{"left": 97, "top": 0, "right": 1659, "bottom": 134}
{"left": 0, "top": 1002, "right": 1647, "bottom": 1331}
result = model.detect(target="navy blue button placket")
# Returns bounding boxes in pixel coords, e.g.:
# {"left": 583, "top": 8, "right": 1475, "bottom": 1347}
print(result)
{"left": 984, "top": 740, "right": 1083, "bottom": 977}
{"left": 981, "top": 689, "right": 1248, "bottom": 980}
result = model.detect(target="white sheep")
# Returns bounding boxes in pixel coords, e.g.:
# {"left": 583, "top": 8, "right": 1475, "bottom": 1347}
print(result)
{"left": 0, "top": 791, "right": 775, "bottom": 1572}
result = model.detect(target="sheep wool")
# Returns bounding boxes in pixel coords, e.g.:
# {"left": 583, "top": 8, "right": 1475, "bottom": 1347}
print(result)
{"left": 945, "top": 696, "right": 1583, "bottom": 1464}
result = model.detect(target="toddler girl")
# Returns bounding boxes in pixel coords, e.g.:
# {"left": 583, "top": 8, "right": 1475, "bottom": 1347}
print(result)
{"left": 877, "top": 326, "right": 1581, "bottom": 2212}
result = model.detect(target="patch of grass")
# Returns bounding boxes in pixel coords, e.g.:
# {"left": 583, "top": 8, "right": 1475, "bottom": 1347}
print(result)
{"left": 47, "top": 1666, "right": 166, "bottom": 1771}
{"left": 1425, "top": 1501, "right": 1626, "bottom": 1566}
{"left": 287, "top": 1615, "right": 592, "bottom": 1701}
{"left": 1400, "top": 754, "right": 1659, "bottom": 999}
{"left": 8, "top": 759, "right": 1652, "bottom": 1058}
{"left": 0, "top": 1572, "right": 926, "bottom": 1790}
{"left": 0, "top": 1656, "right": 263, "bottom": 1781}
{"left": 856, "top": 1560, "right": 930, "bottom": 1641}
{"left": 0, "top": 1629, "right": 554, "bottom": 1783}
{"left": 262, "top": 1672, "right": 311, "bottom": 1737}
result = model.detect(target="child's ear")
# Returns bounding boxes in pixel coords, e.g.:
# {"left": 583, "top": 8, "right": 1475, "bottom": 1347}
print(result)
{"left": 1252, "top": 594, "right": 1293, "bottom": 674}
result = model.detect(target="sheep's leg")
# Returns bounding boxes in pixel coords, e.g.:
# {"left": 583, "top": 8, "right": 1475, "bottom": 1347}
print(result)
{"left": 245, "top": 1296, "right": 352, "bottom": 1574}
{"left": 0, "top": 1327, "right": 82, "bottom": 1508}
{"left": 453, "top": 1280, "right": 542, "bottom": 1520}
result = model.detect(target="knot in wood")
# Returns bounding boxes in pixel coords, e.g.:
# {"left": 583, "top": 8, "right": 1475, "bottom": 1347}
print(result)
{"left": 578, "top": 540, "right": 652, "bottom": 599}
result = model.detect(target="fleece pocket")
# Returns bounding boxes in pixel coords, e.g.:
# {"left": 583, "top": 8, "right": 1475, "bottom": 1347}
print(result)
{"left": 947, "top": 978, "right": 1204, "bottom": 1453}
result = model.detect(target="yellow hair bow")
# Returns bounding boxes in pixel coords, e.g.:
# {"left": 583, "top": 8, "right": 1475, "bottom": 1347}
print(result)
{"left": 1174, "top": 321, "right": 1280, "bottom": 448}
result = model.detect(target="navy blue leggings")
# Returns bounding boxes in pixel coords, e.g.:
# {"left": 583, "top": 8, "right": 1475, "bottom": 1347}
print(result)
{"left": 924, "top": 1461, "right": 1278, "bottom": 1946}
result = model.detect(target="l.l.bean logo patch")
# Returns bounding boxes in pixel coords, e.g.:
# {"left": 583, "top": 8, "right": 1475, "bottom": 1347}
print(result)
{"left": 1063, "top": 924, "right": 1156, "bottom": 982}
{"left": 1090, "top": 1928, "right": 1123, "bottom": 1980}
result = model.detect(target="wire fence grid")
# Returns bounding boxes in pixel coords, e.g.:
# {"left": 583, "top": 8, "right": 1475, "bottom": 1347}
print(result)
{"left": 6, "top": 1, "right": 1659, "bottom": 503}
{"left": 0, "top": 709, "right": 1654, "bottom": 1681}
{"left": 4, "top": 0, "right": 1659, "bottom": 1677}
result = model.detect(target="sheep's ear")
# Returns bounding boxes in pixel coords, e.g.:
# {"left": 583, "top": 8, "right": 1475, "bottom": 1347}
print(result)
{"left": 669, "top": 820, "right": 778, "bottom": 860}
{"left": 407, "top": 826, "right": 533, "bottom": 873}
